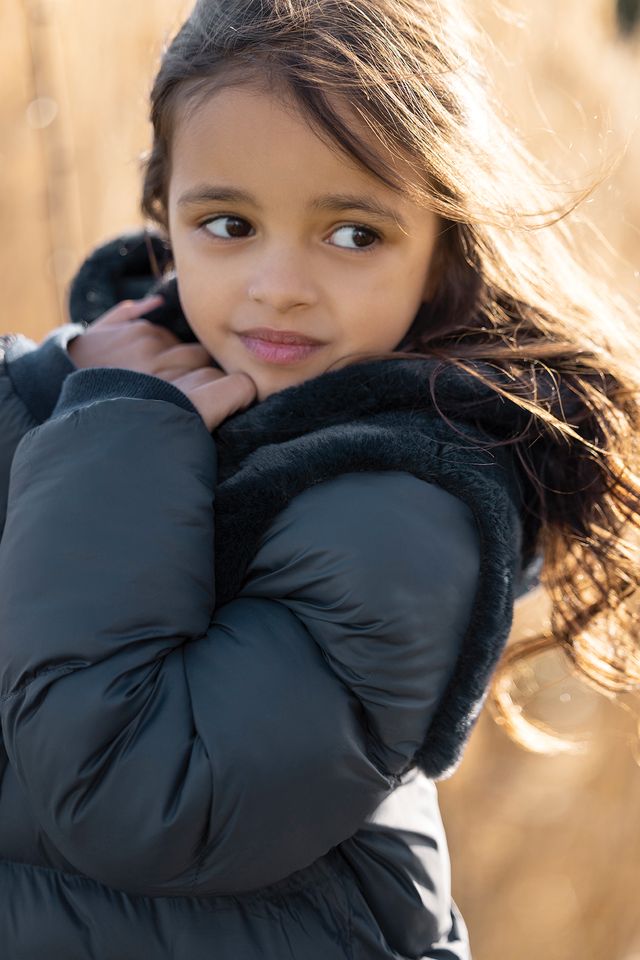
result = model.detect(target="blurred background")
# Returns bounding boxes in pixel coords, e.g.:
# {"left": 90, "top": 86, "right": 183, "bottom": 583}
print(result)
{"left": 1, "top": 1, "right": 639, "bottom": 957}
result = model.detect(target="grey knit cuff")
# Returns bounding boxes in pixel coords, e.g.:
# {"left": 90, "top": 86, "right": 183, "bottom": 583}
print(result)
{"left": 3, "top": 323, "right": 85, "bottom": 423}
{"left": 51, "top": 366, "right": 203, "bottom": 422}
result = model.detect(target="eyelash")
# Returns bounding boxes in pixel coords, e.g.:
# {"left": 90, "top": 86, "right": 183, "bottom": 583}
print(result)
{"left": 197, "top": 215, "right": 383, "bottom": 254}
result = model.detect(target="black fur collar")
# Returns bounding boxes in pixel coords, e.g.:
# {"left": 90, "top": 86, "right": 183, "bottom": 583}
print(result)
{"left": 213, "top": 354, "right": 525, "bottom": 481}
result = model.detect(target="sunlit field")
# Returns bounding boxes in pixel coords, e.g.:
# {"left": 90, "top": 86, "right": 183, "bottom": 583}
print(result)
{"left": 2, "top": 1, "right": 639, "bottom": 957}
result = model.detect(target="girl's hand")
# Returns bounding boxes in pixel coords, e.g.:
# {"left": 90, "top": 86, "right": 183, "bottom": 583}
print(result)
{"left": 68, "top": 295, "right": 257, "bottom": 431}
{"left": 166, "top": 365, "right": 257, "bottom": 432}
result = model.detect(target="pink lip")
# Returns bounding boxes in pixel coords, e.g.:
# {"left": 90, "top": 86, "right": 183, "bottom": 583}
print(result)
{"left": 240, "top": 327, "right": 324, "bottom": 345}
{"left": 239, "top": 335, "right": 323, "bottom": 365}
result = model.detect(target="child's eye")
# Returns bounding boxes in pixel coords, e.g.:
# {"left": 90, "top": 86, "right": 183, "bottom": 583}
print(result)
{"left": 199, "top": 216, "right": 380, "bottom": 251}
{"left": 201, "top": 215, "right": 254, "bottom": 239}
{"left": 328, "top": 225, "right": 381, "bottom": 252}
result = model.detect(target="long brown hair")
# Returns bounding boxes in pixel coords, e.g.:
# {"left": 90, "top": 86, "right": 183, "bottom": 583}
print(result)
{"left": 139, "top": 0, "right": 640, "bottom": 753}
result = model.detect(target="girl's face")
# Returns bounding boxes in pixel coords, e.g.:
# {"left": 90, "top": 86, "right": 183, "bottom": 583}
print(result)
{"left": 167, "top": 82, "right": 440, "bottom": 402}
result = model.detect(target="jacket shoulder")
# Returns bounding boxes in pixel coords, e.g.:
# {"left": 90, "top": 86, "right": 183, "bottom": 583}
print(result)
{"left": 242, "top": 469, "right": 479, "bottom": 611}
{"left": 238, "top": 470, "right": 481, "bottom": 775}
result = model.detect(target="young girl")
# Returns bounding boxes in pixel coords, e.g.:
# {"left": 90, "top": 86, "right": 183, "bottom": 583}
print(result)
{"left": 1, "top": 0, "right": 638, "bottom": 957}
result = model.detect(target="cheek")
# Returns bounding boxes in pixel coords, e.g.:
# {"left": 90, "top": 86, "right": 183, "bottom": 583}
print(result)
{"left": 177, "top": 259, "right": 234, "bottom": 318}
{"left": 352, "top": 290, "right": 421, "bottom": 350}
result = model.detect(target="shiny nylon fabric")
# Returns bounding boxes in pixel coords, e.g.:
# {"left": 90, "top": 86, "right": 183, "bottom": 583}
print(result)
{"left": 0, "top": 842, "right": 464, "bottom": 960}
{"left": 0, "top": 348, "right": 478, "bottom": 958}
{"left": 1, "top": 852, "right": 354, "bottom": 959}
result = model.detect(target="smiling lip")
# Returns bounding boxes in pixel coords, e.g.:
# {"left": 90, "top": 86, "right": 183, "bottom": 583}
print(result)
{"left": 240, "top": 327, "right": 324, "bottom": 345}
{"left": 238, "top": 334, "right": 324, "bottom": 365}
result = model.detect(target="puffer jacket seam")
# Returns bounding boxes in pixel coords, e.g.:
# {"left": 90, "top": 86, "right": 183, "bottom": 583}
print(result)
{"left": 182, "top": 643, "right": 215, "bottom": 894}
{"left": 336, "top": 864, "right": 356, "bottom": 960}
{"left": 313, "top": 852, "right": 356, "bottom": 960}
{"left": 0, "top": 665, "right": 79, "bottom": 704}
{"left": 0, "top": 356, "right": 40, "bottom": 429}
{"left": 0, "top": 857, "right": 123, "bottom": 891}
{"left": 1, "top": 642, "right": 188, "bottom": 705}
{"left": 302, "top": 623, "right": 401, "bottom": 788}
{"left": 0, "top": 856, "right": 347, "bottom": 907}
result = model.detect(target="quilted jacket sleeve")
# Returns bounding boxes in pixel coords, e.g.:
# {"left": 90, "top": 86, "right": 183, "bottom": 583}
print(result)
{"left": 0, "top": 325, "right": 84, "bottom": 538}
{"left": 0, "top": 367, "right": 480, "bottom": 898}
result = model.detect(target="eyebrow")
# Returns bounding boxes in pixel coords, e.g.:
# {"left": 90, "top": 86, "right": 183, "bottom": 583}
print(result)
{"left": 177, "top": 184, "right": 408, "bottom": 230}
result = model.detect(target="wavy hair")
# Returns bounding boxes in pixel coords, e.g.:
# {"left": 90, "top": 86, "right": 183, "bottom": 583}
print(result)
{"left": 139, "top": 0, "right": 640, "bottom": 753}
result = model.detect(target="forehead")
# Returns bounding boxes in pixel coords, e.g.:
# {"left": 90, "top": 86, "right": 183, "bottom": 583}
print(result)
{"left": 168, "top": 80, "right": 417, "bottom": 208}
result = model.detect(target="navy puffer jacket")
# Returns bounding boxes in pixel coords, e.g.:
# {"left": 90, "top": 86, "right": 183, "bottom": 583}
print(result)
{"left": 0, "top": 230, "right": 538, "bottom": 959}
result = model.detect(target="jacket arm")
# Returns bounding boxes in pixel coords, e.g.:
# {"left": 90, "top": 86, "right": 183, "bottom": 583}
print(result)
{"left": 236, "top": 468, "right": 481, "bottom": 776}
{"left": 0, "top": 325, "right": 83, "bottom": 538}
{"left": 0, "top": 368, "right": 480, "bottom": 897}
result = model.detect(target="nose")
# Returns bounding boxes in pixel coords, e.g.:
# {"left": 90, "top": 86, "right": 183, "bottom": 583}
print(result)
{"left": 247, "top": 245, "right": 317, "bottom": 313}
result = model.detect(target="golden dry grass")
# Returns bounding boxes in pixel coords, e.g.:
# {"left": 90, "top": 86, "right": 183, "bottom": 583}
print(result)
{"left": 2, "top": 1, "right": 640, "bottom": 957}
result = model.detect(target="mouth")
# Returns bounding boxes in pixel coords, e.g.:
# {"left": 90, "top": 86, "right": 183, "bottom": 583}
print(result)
{"left": 238, "top": 334, "right": 324, "bottom": 365}
{"left": 239, "top": 327, "right": 324, "bottom": 346}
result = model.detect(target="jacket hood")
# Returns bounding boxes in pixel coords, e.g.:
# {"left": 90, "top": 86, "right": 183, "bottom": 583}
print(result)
{"left": 68, "top": 228, "right": 195, "bottom": 344}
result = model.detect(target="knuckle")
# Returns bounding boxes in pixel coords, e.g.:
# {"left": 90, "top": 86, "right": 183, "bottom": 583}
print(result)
{"left": 118, "top": 299, "right": 137, "bottom": 314}
{"left": 237, "top": 370, "right": 256, "bottom": 389}
{"left": 232, "top": 372, "right": 256, "bottom": 404}
{"left": 187, "top": 342, "right": 211, "bottom": 357}
{"left": 133, "top": 317, "right": 154, "bottom": 330}
{"left": 157, "top": 328, "right": 181, "bottom": 345}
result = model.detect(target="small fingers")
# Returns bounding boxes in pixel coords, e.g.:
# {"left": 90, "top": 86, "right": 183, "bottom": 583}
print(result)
{"left": 190, "top": 372, "right": 257, "bottom": 430}
{"left": 120, "top": 294, "right": 165, "bottom": 318}
{"left": 156, "top": 342, "right": 215, "bottom": 373}
{"left": 172, "top": 367, "right": 221, "bottom": 388}
{"left": 96, "top": 295, "right": 166, "bottom": 326}
{"left": 221, "top": 372, "right": 257, "bottom": 409}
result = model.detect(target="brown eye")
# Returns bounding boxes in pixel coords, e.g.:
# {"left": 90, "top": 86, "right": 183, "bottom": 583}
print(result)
{"left": 202, "top": 216, "right": 253, "bottom": 239}
{"left": 330, "top": 224, "right": 380, "bottom": 251}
